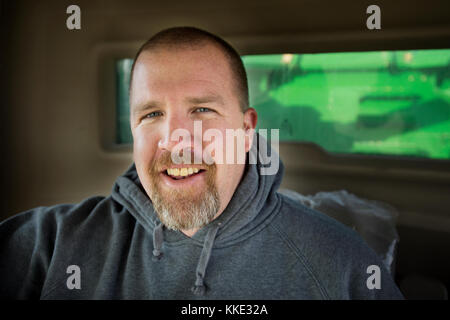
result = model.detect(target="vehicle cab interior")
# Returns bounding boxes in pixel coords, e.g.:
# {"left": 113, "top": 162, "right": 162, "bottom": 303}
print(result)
{"left": 1, "top": 0, "right": 449, "bottom": 300}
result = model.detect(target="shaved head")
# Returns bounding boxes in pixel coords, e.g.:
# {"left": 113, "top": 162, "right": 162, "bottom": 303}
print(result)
{"left": 129, "top": 26, "right": 249, "bottom": 112}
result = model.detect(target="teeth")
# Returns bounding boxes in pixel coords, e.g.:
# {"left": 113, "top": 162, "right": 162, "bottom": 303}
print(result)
{"left": 166, "top": 168, "right": 201, "bottom": 177}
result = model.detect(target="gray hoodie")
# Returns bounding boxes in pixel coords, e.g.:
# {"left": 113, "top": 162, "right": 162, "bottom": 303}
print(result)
{"left": 0, "top": 140, "right": 404, "bottom": 299}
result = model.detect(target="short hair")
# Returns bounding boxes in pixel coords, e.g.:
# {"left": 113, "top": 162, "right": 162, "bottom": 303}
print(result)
{"left": 129, "top": 26, "right": 249, "bottom": 112}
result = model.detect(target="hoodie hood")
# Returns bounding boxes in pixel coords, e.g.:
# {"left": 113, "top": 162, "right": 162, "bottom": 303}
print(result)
{"left": 111, "top": 133, "right": 284, "bottom": 295}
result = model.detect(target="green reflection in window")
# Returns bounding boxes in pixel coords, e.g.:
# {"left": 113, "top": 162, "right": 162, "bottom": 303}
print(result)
{"left": 115, "top": 49, "right": 450, "bottom": 160}
{"left": 243, "top": 49, "right": 450, "bottom": 160}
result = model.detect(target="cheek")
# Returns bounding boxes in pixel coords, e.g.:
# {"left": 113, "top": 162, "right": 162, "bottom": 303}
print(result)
{"left": 133, "top": 127, "right": 159, "bottom": 168}
{"left": 202, "top": 119, "right": 246, "bottom": 166}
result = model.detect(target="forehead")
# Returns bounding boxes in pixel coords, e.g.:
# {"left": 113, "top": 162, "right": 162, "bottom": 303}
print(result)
{"left": 130, "top": 44, "right": 235, "bottom": 107}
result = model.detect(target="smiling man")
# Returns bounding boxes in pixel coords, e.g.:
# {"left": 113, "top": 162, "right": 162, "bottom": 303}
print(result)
{"left": 0, "top": 27, "right": 404, "bottom": 299}
{"left": 129, "top": 29, "right": 257, "bottom": 237}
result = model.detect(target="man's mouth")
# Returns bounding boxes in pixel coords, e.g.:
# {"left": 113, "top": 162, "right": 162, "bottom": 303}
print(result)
{"left": 164, "top": 167, "right": 206, "bottom": 180}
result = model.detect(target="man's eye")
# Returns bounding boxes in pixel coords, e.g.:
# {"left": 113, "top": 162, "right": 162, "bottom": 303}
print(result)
{"left": 195, "top": 107, "right": 212, "bottom": 113}
{"left": 144, "top": 111, "right": 163, "bottom": 119}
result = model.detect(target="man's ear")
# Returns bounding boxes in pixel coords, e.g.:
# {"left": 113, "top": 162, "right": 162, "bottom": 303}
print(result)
{"left": 243, "top": 108, "right": 258, "bottom": 153}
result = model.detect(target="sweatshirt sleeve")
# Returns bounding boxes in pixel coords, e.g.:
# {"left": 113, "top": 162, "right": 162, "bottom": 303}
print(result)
{"left": 344, "top": 237, "right": 405, "bottom": 300}
{"left": 0, "top": 207, "right": 58, "bottom": 299}
{"left": 276, "top": 196, "right": 405, "bottom": 300}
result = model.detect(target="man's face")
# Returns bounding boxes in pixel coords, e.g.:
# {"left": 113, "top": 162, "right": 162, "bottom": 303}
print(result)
{"left": 130, "top": 43, "right": 256, "bottom": 234}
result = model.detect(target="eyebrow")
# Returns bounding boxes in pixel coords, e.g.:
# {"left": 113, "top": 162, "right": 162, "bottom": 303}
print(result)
{"left": 131, "top": 101, "right": 163, "bottom": 117}
{"left": 185, "top": 94, "right": 225, "bottom": 106}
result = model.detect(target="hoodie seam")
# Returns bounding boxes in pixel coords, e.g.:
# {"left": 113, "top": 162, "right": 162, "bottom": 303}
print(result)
{"left": 270, "top": 200, "right": 331, "bottom": 300}
{"left": 270, "top": 223, "right": 330, "bottom": 300}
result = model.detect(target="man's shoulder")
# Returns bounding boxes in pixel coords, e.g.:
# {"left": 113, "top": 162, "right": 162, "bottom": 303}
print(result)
{"left": 0, "top": 195, "right": 132, "bottom": 266}
{"left": 271, "top": 192, "right": 383, "bottom": 275}
{"left": 270, "top": 192, "right": 404, "bottom": 299}
{"left": 0, "top": 195, "right": 121, "bottom": 237}
{"left": 273, "top": 192, "right": 365, "bottom": 247}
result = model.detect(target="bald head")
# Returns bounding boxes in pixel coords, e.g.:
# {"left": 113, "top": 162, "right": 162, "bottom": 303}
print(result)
{"left": 129, "top": 27, "right": 249, "bottom": 112}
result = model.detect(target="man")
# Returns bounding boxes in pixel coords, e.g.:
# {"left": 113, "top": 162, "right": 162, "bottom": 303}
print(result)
{"left": 0, "top": 27, "right": 403, "bottom": 299}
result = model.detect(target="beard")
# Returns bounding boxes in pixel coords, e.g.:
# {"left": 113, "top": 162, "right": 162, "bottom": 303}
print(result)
{"left": 148, "top": 151, "right": 220, "bottom": 231}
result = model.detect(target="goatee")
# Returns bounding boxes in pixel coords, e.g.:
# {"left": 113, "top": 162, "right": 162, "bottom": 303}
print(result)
{"left": 148, "top": 152, "right": 220, "bottom": 231}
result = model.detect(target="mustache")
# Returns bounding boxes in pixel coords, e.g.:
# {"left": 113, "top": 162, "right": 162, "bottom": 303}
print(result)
{"left": 151, "top": 150, "right": 216, "bottom": 173}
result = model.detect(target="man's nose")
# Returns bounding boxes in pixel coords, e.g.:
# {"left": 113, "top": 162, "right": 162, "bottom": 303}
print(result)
{"left": 157, "top": 113, "right": 198, "bottom": 153}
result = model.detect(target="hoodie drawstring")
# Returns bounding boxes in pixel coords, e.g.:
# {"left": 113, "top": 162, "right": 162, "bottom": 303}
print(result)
{"left": 152, "top": 222, "right": 164, "bottom": 261}
{"left": 152, "top": 220, "right": 220, "bottom": 296}
{"left": 191, "top": 224, "right": 220, "bottom": 296}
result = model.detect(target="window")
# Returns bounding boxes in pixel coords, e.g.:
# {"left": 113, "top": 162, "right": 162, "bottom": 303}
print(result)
{"left": 115, "top": 49, "right": 450, "bottom": 160}
{"left": 115, "top": 59, "right": 133, "bottom": 144}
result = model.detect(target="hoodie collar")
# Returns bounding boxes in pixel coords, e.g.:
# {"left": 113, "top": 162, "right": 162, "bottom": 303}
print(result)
{"left": 112, "top": 133, "right": 284, "bottom": 245}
